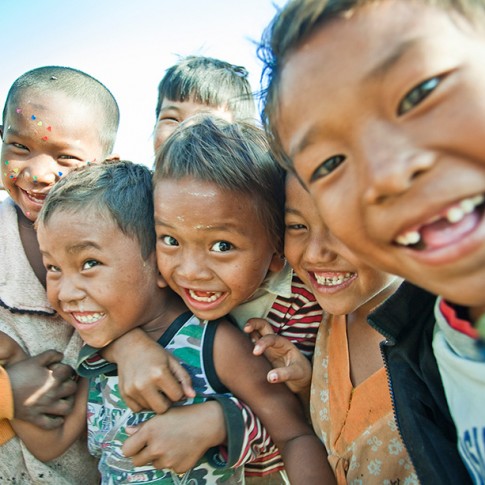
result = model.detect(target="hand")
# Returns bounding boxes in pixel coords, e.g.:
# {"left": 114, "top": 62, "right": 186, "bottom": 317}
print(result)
{"left": 7, "top": 350, "right": 77, "bottom": 429}
{"left": 105, "top": 329, "right": 195, "bottom": 413}
{"left": 244, "top": 318, "right": 312, "bottom": 394}
{"left": 122, "top": 401, "right": 226, "bottom": 473}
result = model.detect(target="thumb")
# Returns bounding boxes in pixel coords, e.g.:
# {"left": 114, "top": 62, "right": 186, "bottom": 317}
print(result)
{"left": 33, "top": 349, "right": 64, "bottom": 367}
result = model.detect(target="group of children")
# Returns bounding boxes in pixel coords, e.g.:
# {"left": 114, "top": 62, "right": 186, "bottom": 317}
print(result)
{"left": 0, "top": 0, "right": 484, "bottom": 483}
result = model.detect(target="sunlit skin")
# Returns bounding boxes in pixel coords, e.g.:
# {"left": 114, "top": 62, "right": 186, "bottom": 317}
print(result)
{"left": 1, "top": 91, "right": 106, "bottom": 222}
{"left": 275, "top": 0, "right": 485, "bottom": 319}
{"left": 284, "top": 175, "right": 400, "bottom": 321}
{"left": 153, "top": 99, "right": 233, "bottom": 152}
{"left": 37, "top": 209, "right": 171, "bottom": 349}
{"left": 153, "top": 177, "right": 283, "bottom": 321}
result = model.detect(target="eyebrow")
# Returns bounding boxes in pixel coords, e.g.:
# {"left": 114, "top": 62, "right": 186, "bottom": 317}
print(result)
{"left": 155, "top": 219, "right": 246, "bottom": 234}
{"left": 365, "top": 37, "right": 419, "bottom": 81}
{"left": 67, "top": 241, "right": 102, "bottom": 254}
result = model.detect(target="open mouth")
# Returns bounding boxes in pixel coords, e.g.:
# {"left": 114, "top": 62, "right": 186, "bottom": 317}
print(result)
{"left": 313, "top": 271, "right": 355, "bottom": 287}
{"left": 71, "top": 311, "right": 105, "bottom": 324}
{"left": 22, "top": 188, "right": 48, "bottom": 204}
{"left": 187, "top": 289, "right": 223, "bottom": 303}
{"left": 394, "top": 194, "right": 484, "bottom": 250}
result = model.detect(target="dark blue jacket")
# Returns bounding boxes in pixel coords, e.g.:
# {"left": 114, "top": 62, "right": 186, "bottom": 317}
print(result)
{"left": 368, "top": 282, "right": 472, "bottom": 484}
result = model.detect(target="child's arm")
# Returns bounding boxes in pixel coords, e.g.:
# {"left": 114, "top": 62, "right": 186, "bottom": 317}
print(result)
{"left": 10, "top": 378, "right": 88, "bottom": 461}
{"left": 245, "top": 317, "right": 312, "bottom": 404}
{"left": 216, "top": 320, "right": 335, "bottom": 485}
{"left": 100, "top": 328, "right": 195, "bottom": 412}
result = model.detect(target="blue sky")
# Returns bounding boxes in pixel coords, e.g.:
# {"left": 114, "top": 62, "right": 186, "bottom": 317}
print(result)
{"left": 1, "top": 0, "right": 283, "bottom": 165}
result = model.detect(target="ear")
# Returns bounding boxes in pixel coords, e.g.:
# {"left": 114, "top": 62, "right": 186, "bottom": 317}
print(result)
{"left": 268, "top": 252, "right": 285, "bottom": 273}
{"left": 157, "top": 270, "right": 168, "bottom": 289}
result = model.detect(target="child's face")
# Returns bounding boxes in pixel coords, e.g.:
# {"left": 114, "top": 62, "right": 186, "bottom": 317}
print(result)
{"left": 1, "top": 91, "right": 106, "bottom": 222}
{"left": 275, "top": 0, "right": 485, "bottom": 309}
{"left": 154, "top": 98, "right": 233, "bottom": 151}
{"left": 153, "top": 176, "right": 282, "bottom": 320}
{"left": 37, "top": 209, "right": 163, "bottom": 348}
{"left": 285, "top": 176, "right": 398, "bottom": 316}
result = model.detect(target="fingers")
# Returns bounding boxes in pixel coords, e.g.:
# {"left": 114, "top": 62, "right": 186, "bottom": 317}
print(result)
{"left": 33, "top": 349, "right": 64, "bottom": 367}
{"left": 244, "top": 318, "right": 275, "bottom": 337}
{"left": 49, "top": 362, "right": 76, "bottom": 381}
{"left": 168, "top": 357, "right": 195, "bottom": 399}
{"left": 31, "top": 414, "right": 65, "bottom": 430}
{"left": 252, "top": 334, "right": 280, "bottom": 356}
{"left": 267, "top": 364, "right": 306, "bottom": 384}
{"left": 124, "top": 389, "right": 172, "bottom": 415}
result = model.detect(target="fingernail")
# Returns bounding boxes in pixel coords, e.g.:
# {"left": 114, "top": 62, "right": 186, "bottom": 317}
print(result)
{"left": 268, "top": 372, "right": 277, "bottom": 383}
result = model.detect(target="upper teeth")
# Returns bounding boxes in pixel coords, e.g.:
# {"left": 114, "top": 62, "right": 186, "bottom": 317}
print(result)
{"left": 74, "top": 312, "right": 105, "bottom": 323}
{"left": 396, "top": 195, "right": 484, "bottom": 246}
{"left": 315, "top": 272, "right": 353, "bottom": 286}
{"left": 188, "top": 290, "right": 222, "bottom": 302}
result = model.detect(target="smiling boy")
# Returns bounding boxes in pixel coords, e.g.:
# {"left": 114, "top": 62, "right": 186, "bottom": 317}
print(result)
{"left": 258, "top": 0, "right": 485, "bottom": 482}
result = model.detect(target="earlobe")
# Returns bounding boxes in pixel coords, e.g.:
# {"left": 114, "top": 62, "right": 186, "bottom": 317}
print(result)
{"left": 157, "top": 271, "right": 168, "bottom": 289}
{"left": 269, "top": 252, "right": 286, "bottom": 273}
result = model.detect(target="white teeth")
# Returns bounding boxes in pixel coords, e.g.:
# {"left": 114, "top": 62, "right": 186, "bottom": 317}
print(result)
{"left": 27, "top": 192, "right": 45, "bottom": 202}
{"left": 74, "top": 312, "right": 105, "bottom": 324}
{"left": 395, "top": 194, "right": 484, "bottom": 246}
{"left": 188, "top": 290, "right": 221, "bottom": 302}
{"left": 315, "top": 272, "right": 353, "bottom": 286}
{"left": 395, "top": 231, "right": 421, "bottom": 246}
{"left": 446, "top": 206, "right": 465, "bottom": 223}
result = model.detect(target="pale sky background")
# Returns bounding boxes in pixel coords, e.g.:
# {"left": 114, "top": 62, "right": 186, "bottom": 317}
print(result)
{"left": 1, "top": 0, "right": 284, "bottom": 167}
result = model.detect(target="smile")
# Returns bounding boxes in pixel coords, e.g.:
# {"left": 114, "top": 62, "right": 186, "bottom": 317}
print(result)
{"left": 395, "top": 194, "right": 484, "bottom": 248}
{"left": 188, "top": 289, "right": 223, "bottom": 302}
{"left": 314, "top": 271, "right": 355, "bottom": 287}
{"left": 23, "top": 188, "right": 47, "bottom": 204}
{"left": 71, "top": 312, "right": 105, "bottom": 324}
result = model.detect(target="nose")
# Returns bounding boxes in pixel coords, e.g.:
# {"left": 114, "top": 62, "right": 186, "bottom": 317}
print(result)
{"left": 26, "top": 155, "right": 61, "bottom": 186}
{"left": 304, "top": 229, "right": 338, "bottom": 266}
{"left": 57, "top": 276, "right": 86, "bottom": 304}
{"left": 360, "top": 122, "right": 435, "bottom": 204}
{"left": 175, "top": 248, "right": 212, "bottom": 283}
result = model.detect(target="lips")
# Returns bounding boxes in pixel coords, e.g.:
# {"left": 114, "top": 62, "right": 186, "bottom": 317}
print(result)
{"left": 394, "top": 194, "right": 484, "bottom": 250}
{"left": 69, "top": 311, "right": 106, "bottom": 325}
{"left": 314, "top": 271, "right": 354, "bottom": 287}
{"left": 21, "top": 188, "right": 48, "bottom": 205}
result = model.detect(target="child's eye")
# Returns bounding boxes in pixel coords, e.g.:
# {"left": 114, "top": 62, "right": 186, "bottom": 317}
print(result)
{"left": 46, "top": 264, "right": 61, "bottom": 273}
{"left": 397, "top": 76, "right": 442, "bottom": 116}
{"left": 310, "top": 154, "right": 346, "bottom": 182}
{"left": 82, "top": 259, "right": 100, "bottom": 270}
{"left": 211, "top": 241, "right": 233, "bottom": 252}
{"left": 58, "top": 155, "right": 84, "bottom": 166}
{"left": 285, "top": 223, "right": 307, "bottom": 231}
{"left": 161, "top": 235, "right": 179, "bottom": 246}
{"left": 12, "top": 143, "right": 29, "bottom": 151}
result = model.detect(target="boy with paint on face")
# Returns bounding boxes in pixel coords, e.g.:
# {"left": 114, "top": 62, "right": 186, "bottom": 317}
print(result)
{"left": 14, "top": 159, "right": 333, "bottom": 485}
{"left": 153, "top": 55, "right": 256, "bottom": 152}
{"left": 258, "top": 0, "right": 485, "bottom": 482}
{"left": 139, "top": 115, "right": 327, "bottom": 483}
{"left": 245, "top": 173, "right": 417, "bottom": 484}
{"left": 0, "top": 65, "right": 119, "bottom": 484}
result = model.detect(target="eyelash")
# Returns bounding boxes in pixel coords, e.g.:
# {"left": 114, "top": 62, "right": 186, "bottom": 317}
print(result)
{"left": 397, "top": 75, "right": 442, "bottom": 116}
{"left": 211, "top": 241, "right": 233, "bottom": 252}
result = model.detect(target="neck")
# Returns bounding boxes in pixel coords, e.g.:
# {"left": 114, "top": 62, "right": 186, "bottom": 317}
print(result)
{"left": 141, "top": 289, "right": 188, "bottom": 340}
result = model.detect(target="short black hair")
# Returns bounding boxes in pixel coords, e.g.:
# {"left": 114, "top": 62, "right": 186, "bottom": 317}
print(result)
{"left": 38, "top": 160, "right": 155, "bottom": 260}
{"left": 155, "top": 55, "right": 256, "bottom": 122}
{"left": 3, "top": 66, "right": 120, "bottom": 155}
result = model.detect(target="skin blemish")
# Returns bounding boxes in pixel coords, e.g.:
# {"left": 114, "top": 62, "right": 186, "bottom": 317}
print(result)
{"left": 16, "top": 108, "right": 22, "bottom": 114}
{"left": 47, "top": 126, "right": 52, "bottom": 131}
{"left": 41, "top": 136, "right": 48, "bottom": 141}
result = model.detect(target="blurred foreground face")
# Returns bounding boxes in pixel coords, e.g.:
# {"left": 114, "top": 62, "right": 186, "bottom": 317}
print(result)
{"left": 276, "top": 0, "right": 485, "bottom": 310}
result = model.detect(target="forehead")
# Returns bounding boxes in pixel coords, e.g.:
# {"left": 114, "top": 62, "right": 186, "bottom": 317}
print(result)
{"left": 160, "top": 98, "right": 233, "bottom": 119}
{"left": 276, "top": 0, "right": 473, "bottom": 156}
{"left": 154, "top": 176, "right": 267, "bottom": 232}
